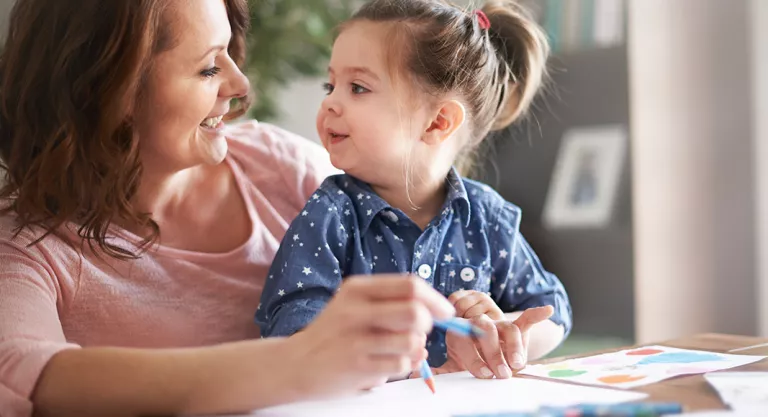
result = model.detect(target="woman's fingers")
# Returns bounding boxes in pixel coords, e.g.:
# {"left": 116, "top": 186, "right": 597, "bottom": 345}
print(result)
{"left": 362, "top": 301, "right": 434, "bottom": 334}
{"left": 345, "top": 276, "right": 455, "bottom": 319}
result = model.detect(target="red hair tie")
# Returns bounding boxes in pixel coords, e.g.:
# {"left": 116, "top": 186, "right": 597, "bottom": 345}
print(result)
{"left": 475, "top": 10, "right": 490, "bottom": 30}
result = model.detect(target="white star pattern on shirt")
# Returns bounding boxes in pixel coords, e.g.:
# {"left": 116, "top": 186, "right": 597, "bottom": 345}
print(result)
{"left": 444, "top": 254, "right": 454, "bottom": 262}
{"left": 449, "top": 270, "right": 456, "bottom": 277}
{"left": 466, "top": 242, "right": 474, "bottom": 249}
{"left": 499, "top": 249, "right": 509, "bottom": 259}
{"left": 415, "top": 251, "right": 422, "bottom": 259}
{"left": 278, "top": 289, "right": 286, "bottom": 296}
{"left": 344, "top": 209, "right": 351, "bottom": 216}
{"left": 367, "top": 209, "right": 373, "bottom": 216}
{"left": 310, "top": 222, "right": 315, "bottom": 227}
{"left": 302, "top": 267, "right": 312, "bottom": 275}
{"left": 337, "top": 190, "right": 344, "bottom": 195}
{"left": 297, "top": 282, "right": 304, "bottom": 288}
{"left": 301, "top": 210, "right": 308, "bottom": 216}
{"left": 340, "top": 224, "right": 345, "bottom": 231}
{"left": 375, "top": 235, "right": 383, "bottom": 243}
{"left": 334, "top": 269, "right": 339, "bottom": 274}
{"left": 293, "top": 234, "right": 299, "bottom": 241}
{"left": 357, "top": 193, "right": 364, "bottom": 200}
{"left": 448, "top": 243, "right": 453, "bottom": 248}
{"left": 312, "top": 194, "right": 319, "bottom": 200}
{"left": 517, "top": 287, "right": 524, "bottom": 294}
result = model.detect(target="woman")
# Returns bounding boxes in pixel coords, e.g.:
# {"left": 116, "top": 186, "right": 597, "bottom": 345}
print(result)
{"left": 0, "top": 0, "right": 549, "bottom": 416}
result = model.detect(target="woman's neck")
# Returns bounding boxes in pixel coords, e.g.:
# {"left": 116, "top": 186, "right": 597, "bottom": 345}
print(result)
{"left": 123, "top": 163, "right": 226, "bottom": 234}
{"left": 371, "top": 174, "right": 448, "bottom": 230}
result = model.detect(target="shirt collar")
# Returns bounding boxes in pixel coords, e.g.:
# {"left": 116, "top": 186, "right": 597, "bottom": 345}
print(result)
{"left": 345, "top": 167, "right": 472, "bottom": 235}
{"left": 444, "top": 167, "right": 471, "bottom": 227}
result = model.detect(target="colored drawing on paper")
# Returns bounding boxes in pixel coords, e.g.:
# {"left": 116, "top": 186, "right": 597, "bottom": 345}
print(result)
{"left": 626, "top": 348, "right": 664, "bottom": 356}
{"left": 519, "top": 345, "right": 765, "bottom": 389}
{"left": 637, "top": 352, "right": 723, "bottom": 365}
{"left": 548, "top": 369, "right": 587, "bottom": 378}
{"left": 598, "top": 374, "right": 646, "bottom": 384}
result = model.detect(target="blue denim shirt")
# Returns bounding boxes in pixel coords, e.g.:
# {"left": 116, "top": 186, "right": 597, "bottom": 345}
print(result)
{"left": 256, "top": 169, "right": 572, "bottom": 366}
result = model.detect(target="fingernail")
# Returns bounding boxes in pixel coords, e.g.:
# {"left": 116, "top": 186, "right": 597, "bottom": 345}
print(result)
{"left": 497, "top": 365, "right": 512, "bottom": 378}
{"left": 480, "top": 367, "right": 494, "bottom": 378}
{"left": 512, "top": 353, "right": 525, "bottom": 369}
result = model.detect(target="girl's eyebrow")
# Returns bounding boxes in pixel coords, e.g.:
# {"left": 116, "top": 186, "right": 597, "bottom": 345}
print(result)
{"left": 328, "top": 66, "right": 381, "bottom": 81}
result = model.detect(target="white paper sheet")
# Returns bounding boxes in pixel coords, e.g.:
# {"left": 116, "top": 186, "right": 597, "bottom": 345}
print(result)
{"left": 520, "top": 346, "right": 765, "bottom": 389}
{"left": 704, "top": 372, "right": 768, "bottom": 409}
{"left": 221, "top": 372, "right": 646, "bottom": 417}
{"left": 667, "top": 407, "right": 768, "bottom": 417}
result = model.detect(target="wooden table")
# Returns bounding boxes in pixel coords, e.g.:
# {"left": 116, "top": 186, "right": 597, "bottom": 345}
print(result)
{"left": 528, "top": 333, "right": 768, "bottom": 412}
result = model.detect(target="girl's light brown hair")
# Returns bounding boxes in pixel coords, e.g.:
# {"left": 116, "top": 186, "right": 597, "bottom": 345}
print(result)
{"left": 348, "top": 0, "right": 549, "bottom": 176}
{"left": 0, "top": 0, "right": 251, "bottom": 259}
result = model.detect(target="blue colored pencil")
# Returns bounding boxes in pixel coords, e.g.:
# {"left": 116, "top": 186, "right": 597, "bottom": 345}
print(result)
{"left": 419, "top": 359, "right": 436, "bottom": 394}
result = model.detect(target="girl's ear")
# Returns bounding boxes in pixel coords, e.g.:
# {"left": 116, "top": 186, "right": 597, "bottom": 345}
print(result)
{"left": 422, "top": 99, "right": 466, "bottom": 145}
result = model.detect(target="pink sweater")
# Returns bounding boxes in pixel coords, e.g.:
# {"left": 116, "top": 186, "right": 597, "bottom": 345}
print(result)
{"left": 0, "top": 121, "right": 337, "bottom": 417}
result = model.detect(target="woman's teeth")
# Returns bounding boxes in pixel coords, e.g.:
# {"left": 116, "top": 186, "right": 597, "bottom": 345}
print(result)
{"left": 200, "top": 115, "right": 224, "bottom": 128}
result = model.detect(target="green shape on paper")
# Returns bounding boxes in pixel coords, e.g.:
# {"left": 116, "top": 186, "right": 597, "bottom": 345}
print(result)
{"left": 548, "top": 369, "right": 588, "bottom": 378}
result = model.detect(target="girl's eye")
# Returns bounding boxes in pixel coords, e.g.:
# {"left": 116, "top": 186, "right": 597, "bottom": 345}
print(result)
{"left": 200, "top": 66, "right": 222, "bottom": 78}
{"left": 322, "top": 82, "right": 334, "bottom": 95}
{"left": 351, "top": 83, "right": 370, "bottom": 94}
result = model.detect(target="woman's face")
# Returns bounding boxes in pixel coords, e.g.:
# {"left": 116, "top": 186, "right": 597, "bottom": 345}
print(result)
{"left": 134, "top": 0, "right": 250, "bottom": 173}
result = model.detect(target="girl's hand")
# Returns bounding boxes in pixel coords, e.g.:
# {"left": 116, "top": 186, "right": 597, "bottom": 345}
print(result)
{"left": 436, "top": 291, "right": 553, "bottom": 380}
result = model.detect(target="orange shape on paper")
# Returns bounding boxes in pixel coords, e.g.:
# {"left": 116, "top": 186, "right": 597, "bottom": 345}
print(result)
{"left": 598, "top": 374, "right": 647, "bottom": 384}
{"left": 626, "top": 348, "right": 664, "bottom": 356}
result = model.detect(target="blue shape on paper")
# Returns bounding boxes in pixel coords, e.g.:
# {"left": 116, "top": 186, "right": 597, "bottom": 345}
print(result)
{"left": 638, "top": 352, "right": 724, "bottom": 365}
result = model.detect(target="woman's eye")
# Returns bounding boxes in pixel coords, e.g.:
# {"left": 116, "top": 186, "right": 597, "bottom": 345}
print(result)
{"left": 200, "top": 66, "right": 222, "bottom": 78}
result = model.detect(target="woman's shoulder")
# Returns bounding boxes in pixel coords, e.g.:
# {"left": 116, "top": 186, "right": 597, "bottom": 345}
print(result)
{"left": 0, "top": 210, "right": 82, "bottom": 276}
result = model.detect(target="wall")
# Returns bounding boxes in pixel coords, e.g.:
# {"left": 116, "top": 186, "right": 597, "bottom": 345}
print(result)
{"left": 751, "top": 0, "right": 768, "bottom": 337}
{"left": 478, "top": 45, "right": 635, "bottom": 340}
{"left": 629, "top": 0, "right": 758, "bottom": 342}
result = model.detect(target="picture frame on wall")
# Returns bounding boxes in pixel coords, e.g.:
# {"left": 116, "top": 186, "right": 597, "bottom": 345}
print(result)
{"left": 542, "top": 125, "right": 627, "bottom": 229}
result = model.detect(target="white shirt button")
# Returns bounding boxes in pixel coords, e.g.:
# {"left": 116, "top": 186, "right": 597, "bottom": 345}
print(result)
{"left": 417, "top": 264, "right": 432, "bottom": 279}
{"left": 460, "top": 267, "right": 476, "bottom": 282}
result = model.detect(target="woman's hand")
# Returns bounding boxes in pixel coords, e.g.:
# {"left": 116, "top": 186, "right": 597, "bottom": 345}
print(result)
{"left": 288, "top": 275, "right": 454, "bottom": 398}
{"left": 436, "top": 290, "right": 554, "bottom": 379}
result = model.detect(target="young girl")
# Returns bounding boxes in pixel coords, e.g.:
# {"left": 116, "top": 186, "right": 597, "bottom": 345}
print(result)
{"left": 256, "top": 0, "right": 572, "bottom": 376}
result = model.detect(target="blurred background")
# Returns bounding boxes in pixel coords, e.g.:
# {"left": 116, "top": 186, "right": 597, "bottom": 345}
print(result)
{"left": 2, "top": 0, "right": 766, "bottom": 356}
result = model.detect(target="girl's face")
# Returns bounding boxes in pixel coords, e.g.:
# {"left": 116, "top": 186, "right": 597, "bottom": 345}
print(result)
{"left": 316, "top": 21, "right": 436, "bottom": 186}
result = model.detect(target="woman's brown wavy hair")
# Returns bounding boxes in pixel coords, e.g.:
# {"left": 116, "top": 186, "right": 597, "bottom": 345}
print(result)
{"left": 0, "top": 0, "right": 251, "bottom": 259}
